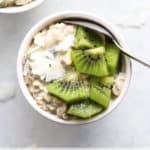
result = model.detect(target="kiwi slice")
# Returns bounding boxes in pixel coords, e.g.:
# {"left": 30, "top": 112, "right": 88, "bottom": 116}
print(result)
{"left": 99, "top": 76, "right": 115, "bottom": 87}
{"left": 90, "top": 78, "right": 111, "bottom": 108}
{"left": 67, "top": 100, "right": 103, "bottom": 118}
{"left": 47, "top": 71, "right": 89, "bottom": 103}
{"left": 74, "top": 26, "right": 105, "bottom": 49}
{"left": 71, "top": 47, "right": 109, "bottom": 77}
{"left": 105, "top": 43, "right": 120, "bottom": 75}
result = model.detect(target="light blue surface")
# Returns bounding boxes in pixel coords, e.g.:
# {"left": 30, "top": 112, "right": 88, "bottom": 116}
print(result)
{"left": 0, "top": 0, "right": 150, "bottom": 147}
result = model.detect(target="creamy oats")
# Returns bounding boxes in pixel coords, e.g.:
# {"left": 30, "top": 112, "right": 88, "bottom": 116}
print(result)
{"left": 23, "top": 23, "right": 126, "bottom": 120}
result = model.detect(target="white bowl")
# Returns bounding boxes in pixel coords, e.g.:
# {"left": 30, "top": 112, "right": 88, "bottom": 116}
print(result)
{"left": 17, "top": 11, "right": 132, "bottom": 125}
{"left": 0, "top": 0, "right": 44, "bottom": 13}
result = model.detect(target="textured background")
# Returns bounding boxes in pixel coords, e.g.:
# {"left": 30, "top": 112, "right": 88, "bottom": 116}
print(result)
{"left": 0, "top": 0, "right": 150, "bottom": 147}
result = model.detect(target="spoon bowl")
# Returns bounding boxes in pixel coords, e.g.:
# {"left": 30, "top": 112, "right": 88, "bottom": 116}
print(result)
{"left": 64, "top": 19, "right": 150, "bottom": 68}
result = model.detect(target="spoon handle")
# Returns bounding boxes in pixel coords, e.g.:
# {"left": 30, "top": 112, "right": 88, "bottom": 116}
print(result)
{"left": 114, "top": 40, "right": 150, "bottom": 68}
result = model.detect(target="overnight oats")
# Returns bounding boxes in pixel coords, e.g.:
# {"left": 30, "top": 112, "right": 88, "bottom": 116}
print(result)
{"left": 22, "top": 23, "right": 126, "bottom": 120}
{"left": 0, "top": 0, "right": 33, "bottom": 7}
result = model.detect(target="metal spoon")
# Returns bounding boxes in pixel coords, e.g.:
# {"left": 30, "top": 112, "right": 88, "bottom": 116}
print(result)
{"left": 64, "top": 20, "right": 150, "bottom": 68}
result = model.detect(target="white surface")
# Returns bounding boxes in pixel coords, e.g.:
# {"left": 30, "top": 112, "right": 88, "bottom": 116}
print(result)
{"left": 115, "top": 7, "right": 150, "bottom": 28}
{"left": 0, "top": 0, "right": 150, "bottom": 147}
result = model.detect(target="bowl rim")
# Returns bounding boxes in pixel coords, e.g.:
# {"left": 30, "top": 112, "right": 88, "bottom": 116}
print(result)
{"left": 17, "top": 11, "right": 132, "bottom": 125}
{"left": 0, "top": 0, "right": 44, "bottom": 14}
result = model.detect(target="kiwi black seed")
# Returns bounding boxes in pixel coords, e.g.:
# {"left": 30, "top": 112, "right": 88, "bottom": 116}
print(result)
{"left": 90, "top": 78, "right": 111, "bottom": 108}
{"left": 67, "top": 100, "right": 103, "bottom": 119}
{"left": 73, "top": 26, "right": 105, "bottom": 49}
{"left": 105, "top": 43, "right": 120, "bottom": 75}
{"left": 47, "top": 71, "right": 89, "bottom": 103}
{"left": 71, "top": 47, "right": 109, "bottom": 77}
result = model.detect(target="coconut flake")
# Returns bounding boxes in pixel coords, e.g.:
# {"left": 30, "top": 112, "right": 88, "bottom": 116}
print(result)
{"left": 29, "top": 51, "right": 65, "bottom": 82}
{"left": 30, "top": 50, "right": 54, "bottom": 61}
{"left": 112, "top": 73, "right": 126, "bottom": 96}
{"left": 28, "top": 23, "right": 76, "bottom": 82}
{"left": 0, "top": 82, "right": 16, "bottom": 103}
{"left": 45, "top": 60, "right": 65, "bottom": 82}
{"left": 115, "top": 7, "right": 150, "bottom": 28}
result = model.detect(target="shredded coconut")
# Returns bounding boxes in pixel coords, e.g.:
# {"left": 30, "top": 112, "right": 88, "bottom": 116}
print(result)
{"left": 29, "top": 51, "right": 65, "bottom": 82}
{"left": 27, "top": 23, "right": 76, "bottom": 82}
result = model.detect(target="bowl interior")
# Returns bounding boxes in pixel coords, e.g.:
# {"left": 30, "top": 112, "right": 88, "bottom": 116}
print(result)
{"left": 0, "top": 0, "right": 44, "bottom": 13}
{"left": 17, "top": 12, "right": 132, "bottom": 125}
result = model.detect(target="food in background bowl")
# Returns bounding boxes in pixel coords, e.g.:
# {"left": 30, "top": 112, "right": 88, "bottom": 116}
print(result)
{"left": 23, "top": 22, "right": 126, "bottom": 121}
{"left": 0, "top": 0, "right": 33, "bottom": 7}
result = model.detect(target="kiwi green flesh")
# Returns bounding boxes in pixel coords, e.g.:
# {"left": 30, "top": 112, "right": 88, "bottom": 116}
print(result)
{"left": 73, "top": 26, "right": 105, "bottom": 49}
{"left": 67, "top": 100, "right": 103, "bottom": 118}
{"left": 71, "top": 50, "right": 109, "bottom": 77}
{"left": 90, "top": 81, "right": 111, "bottom": 108}
{"left": 99, "top": 76, "right": 114, "bottom": 86}
{"left": 106, "top": 43, "right": 120, "bottom": 75}
{"left": 84, "top": 47, "right": 105, "bottom": 56}
{"left": 47, "top": 80, "right": 89, "bottom": 103}
{"left": 92, "top": 76, "right": 115, "bottom": 87}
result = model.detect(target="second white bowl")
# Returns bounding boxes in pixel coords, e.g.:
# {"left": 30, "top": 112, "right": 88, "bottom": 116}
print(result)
{"left": 0, "top": 0, "right": 44, "bottom": 13}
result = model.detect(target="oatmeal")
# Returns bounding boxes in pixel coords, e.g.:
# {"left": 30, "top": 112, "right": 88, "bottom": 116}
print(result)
{"left": 23, "top": 23, "right": 126, "bottom": 120}
{"left": 0, "top": 0, "right": 33, "bottom": 8}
